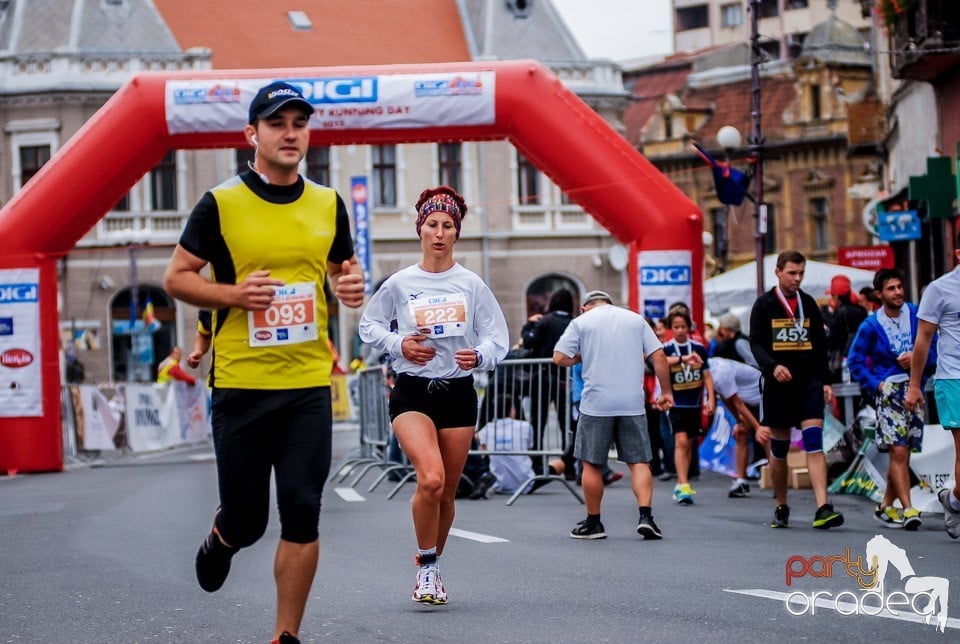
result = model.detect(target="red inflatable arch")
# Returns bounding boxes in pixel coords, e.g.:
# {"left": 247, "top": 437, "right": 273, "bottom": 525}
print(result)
{"left": 0, "top": 60, "right": 701, "bottom": 472}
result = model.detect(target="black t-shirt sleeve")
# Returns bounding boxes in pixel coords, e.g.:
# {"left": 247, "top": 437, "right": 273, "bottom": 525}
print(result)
{"left": 197, "top": 309, "right": 213, "bottom": 335}
{"left": 178, "top": 192, "right": 220, "bottom": 262}
{"left": 328, "top": 193, "right": 355, "bottom": 264}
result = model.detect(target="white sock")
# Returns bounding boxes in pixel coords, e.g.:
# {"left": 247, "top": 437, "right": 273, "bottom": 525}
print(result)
{"left": 950, "top": 491, "right": 960, "bottom": 512}
{"left": 736, "top": 478, "right": 748, "bottom": 485}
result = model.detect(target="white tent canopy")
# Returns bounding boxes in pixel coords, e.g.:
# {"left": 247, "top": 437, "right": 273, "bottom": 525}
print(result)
{"left": 705, "top": 254, "right": 877, "bottom": 319}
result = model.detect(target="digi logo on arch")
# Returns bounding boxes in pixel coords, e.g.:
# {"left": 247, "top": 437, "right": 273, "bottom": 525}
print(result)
{"left": 640, "top": 266, "right": 691, "bottom": 286}
{"left": 289, "top": 78, "right": 378, "bottom": 104}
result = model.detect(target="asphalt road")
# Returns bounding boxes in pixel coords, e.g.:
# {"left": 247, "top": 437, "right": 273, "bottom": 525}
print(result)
{"left": 2, "top": 427, "right": 959, "bottom": 643}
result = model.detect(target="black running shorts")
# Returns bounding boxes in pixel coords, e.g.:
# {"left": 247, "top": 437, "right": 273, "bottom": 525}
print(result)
{"left": 760, "top": 376, "right": 824, "bottom": 429}
{"left": 389, "top": 373, "right": 478, "bottom": 429}
{"left": 211, "top": 387, "right": 332, "bottom": 545}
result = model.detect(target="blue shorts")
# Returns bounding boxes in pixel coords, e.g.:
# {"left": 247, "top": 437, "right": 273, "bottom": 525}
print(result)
{"left": 935, "top": 379, "right": 960, "bottom": 429}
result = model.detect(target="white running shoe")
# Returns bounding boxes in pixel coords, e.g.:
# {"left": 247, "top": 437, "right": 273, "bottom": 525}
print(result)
{"left": 938, "top": 489, "right": 960, "bottom": 539}
{"left": 434, "top": 570, "right": 448, "bottom": 603}
{"left": 412, "top": 566, "right": 447, "bottom": 604}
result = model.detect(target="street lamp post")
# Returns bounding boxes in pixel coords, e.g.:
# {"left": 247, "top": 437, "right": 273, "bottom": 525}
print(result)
{"left": 748, "top": 0, "right": 766, "bottom": 297}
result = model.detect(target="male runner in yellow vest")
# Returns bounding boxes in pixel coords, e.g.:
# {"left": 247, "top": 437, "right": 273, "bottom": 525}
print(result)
{"left": 164, "top": 81, "right": 364, "bottom": 644}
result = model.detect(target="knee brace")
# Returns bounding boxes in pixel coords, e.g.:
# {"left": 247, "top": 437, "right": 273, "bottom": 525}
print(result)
{"left": 770, "top": 438, "right": 790, "bottom": 460}
{"left": 801, "top": 426, "right": 823, "bottom": 453}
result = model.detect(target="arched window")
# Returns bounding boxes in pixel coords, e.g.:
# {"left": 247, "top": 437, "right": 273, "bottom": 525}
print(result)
{"left": 525, "top": 274, "right": 580, "bottom": 318}
{"left": 108, "top": 286, "right": 176, "bottom": 382}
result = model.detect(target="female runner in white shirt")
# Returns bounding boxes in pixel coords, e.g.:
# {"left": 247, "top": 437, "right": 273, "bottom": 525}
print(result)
{"left": 359, "top": 185, "right": 510, "bottom": 605}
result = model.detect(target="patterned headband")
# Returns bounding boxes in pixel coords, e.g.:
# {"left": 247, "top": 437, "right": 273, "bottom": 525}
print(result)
{"left": 416, "top": 194, "right": 463, "bottom": 238}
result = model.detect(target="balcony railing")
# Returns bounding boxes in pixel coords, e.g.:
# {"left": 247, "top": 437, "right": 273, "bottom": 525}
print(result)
{"left": 890, "top": 0, "right": 960, "bottom": 82}
{"left": 77, "top": 211, "right": 187, "bottom": 247}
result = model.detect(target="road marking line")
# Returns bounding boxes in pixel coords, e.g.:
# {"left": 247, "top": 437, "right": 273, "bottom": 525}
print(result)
{"left": 189, "top": 454, "right": 215, "bottom": 462}
{"left": 448, "top": 527, "right": 509, "bottom": 543}
{"left": 724, "top": 588, "right": 959, "bottom": 630}
{"left": 334, "top": 487, "right": 365, "bottom": 502}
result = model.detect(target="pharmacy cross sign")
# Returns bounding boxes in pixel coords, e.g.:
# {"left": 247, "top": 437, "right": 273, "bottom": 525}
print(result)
{"left": 909, "top": 156, "right": 956, "bottom": 220}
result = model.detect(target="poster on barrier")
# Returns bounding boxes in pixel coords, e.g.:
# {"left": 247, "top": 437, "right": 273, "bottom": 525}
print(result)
{"left": 331, "top": 374, "right": 351, "bottom": 422}
{"left": 124, "top": 384, "right": 180, "bottom": 452}
{"left": 908, "top": 425, "right": 955, "bottom": 514}
{"left": 172, "top": 381, "right": 211, "bottom": 443}
{"left": 71, "top": 384, "right": 123, "bottom": 451}
{"left": 829, "top": 423, "right": 953, "bottom": 513}
{"left": 699, "top": 401, "right": 737, "bottom": 477}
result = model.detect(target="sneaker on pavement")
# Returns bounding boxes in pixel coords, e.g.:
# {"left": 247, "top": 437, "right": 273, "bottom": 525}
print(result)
{"left": 469, "top": 472, "right": 497, "bottom": 500}
{"left": 195, "top": 526, "right": 237, "bottom": 593}
{"left": 728, "top": 480, "right": 750, "bottom": 498}
{"left": 636, "top": 515, "right": 663, "bottom": 540}
{"left": 938, "top": 489, "right": 960, "bottom": 539}
{"left": 902, "top": 507, "right": 922, "bottom": 532}
{"left": 771, "top": 504, "right": 790, "bottom": 529}
{"left": 874, "top": 504, "right": 903, "bottom": 528}
{"left": 570, "top": 518, "right": 607, "bottom": 540}
{"left": 812, "top": 503, "right": 844, "bottom": 530}
{"left": 673, "top": 483, "right": 695, "bottom": 505}
{"left": 603, "top": 471, "right": 624, "bottom": 486}
{"left": 273, "top": 632, "right": 300, "bottom": 644}
{"left": 412, "top": 566, "right": 446, "bottom": 605}
{"left": 658, "top": 471, "right": 676, "bottom": 482}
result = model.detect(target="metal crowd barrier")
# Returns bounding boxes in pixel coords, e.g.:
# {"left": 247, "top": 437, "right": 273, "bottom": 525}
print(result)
{"left": 348, "top": 358, "right": 583, "bottom": 506}
{"left": 832, "top": 380, "right": 937, "bottom": 426}
{"left": 329, "top": 367, "right": 405, "bottom": 486}
{"left": 473, "top": 357, "right": 582, "bottom": 505}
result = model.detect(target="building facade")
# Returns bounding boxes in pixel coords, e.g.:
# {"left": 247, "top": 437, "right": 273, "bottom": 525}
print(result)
{"left": 1, "top": 0, "right": 636, "bottom": 383}
{"left": 674, "top": 0, "right": 870, "bottom": 59}
{"left": 628, "top": 9, "right": 878, "bottom": 293}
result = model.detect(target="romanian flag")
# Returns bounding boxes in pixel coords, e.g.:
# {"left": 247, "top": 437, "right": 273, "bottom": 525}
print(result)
{"left": 142, "top": 295, "right": 160, "bottom": 331}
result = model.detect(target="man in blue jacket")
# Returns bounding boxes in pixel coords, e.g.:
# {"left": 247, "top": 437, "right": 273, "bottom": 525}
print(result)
{"left": 848, "top": 268, "right": 937, "bottom": 530}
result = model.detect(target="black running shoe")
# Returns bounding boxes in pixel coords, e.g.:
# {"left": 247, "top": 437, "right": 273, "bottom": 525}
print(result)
{"left": 195, "top": 528, "right": 237, "bottom": 592}
{"left": 468, "top": 472, "right": 497, "bottom": 500}
{"left": 570, "top": 518, "right": 607, "bottom": 539}
{"left": 770, "top": 504, "right": 790, "bottom": 529}
{"left": 277, "top": 632, "right": 300, "bottom": 644}
{"left": 728, "top": 481, "right": 750, "bottom": 498}
{"left": 636, "top": 515, "right": 663, "bottom": 540}
{"left": 812, "top": 503, "right": 844, "bottom": 530}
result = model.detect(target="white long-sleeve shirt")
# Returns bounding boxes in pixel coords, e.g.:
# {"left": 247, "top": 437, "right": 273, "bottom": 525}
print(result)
{"left": 358, "top": 263, "right": 510, "bottom": 378}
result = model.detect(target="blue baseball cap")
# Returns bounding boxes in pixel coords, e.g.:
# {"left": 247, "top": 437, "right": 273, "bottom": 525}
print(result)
{"left": 248, "top": 81, "right": 313, "bottom": 124}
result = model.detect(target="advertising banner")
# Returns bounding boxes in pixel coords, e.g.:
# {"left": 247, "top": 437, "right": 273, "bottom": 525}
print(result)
{"left": 0, "top": 268, "right": 42, "bottom": 417}
{"left": 166, "top": 72, "right": 496, "bottom": 135}
{"left": 830, "top": 423, "right": 952, "bottom": 513}
{"left": 125, "top": 383, "right": 211, "bottom": 451}
{"left": 71, "top": 385, "right": 123, "bottom": 451}
{"left": 837, "top": 245, "right": 895, "bottom": 270}
{"left": 637, "top": 250, "right": 692, "bottom": 322}
{"left": 699, "top": 401, "right": 738, "bottom": 477}
{"left": 351, "top": 177, "right": 373, "bottom": 295}
{"left": 172, "top": 381, "right": 211, "bottom": 443}
{"left": 330, "top": 374, "right": 351, "bottom": 422}
{"left": 124, "top": 383, "right": 179, "bottom": 452}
